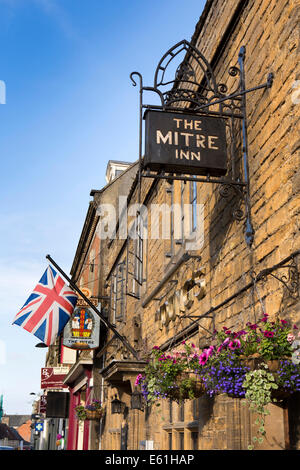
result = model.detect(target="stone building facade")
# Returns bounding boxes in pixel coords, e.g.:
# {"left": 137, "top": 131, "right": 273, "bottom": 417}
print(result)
{"left": 50, "top": 0, "right": 300, "bottom": 450}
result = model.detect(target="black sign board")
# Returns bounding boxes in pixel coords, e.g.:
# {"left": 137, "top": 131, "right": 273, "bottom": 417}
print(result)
{"left": 45, "top": 391, "right": 70, "bottom": 419}
{"left": 144, "top": 110, "right": 228, "bottom": 177}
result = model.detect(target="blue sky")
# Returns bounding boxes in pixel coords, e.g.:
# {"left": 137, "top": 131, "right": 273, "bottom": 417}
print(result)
{"left": 0, "top": 0, "right": 205, "bottom": 414}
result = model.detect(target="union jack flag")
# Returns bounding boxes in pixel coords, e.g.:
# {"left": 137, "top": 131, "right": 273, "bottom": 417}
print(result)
{"left": 13, "top": 265, "right": 78, "bottom": 346}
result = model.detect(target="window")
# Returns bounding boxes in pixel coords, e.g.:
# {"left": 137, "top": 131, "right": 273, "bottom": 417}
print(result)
{"left": 166, "top": 184, "right": 174, "bottom": 257}
{"left": 179, "top": 402, "right": 184, "bottom": 422}
{"left": 126, "top": 213, "right": 146, "bottom": 298}
{"left": 169, "top": 400, "right": 173, "bottom": 423}
{"left": 192, "top": 398, "right": 200, "bottom": 420}
{"left": 190, "top": 180, "right": 197, "bottom": 232}
{"left": 180, "top": 181, "right": 186, "bottom": 243}
{"left": 191, "top": 431, "right": 198, "bottom": 450}
{"left": 110, "top": 262, "right": 126, "bottom": 323}
{"left": 168, "top": 433, "right": 172, "bottom": 450}
{"left": 179, "top": 432, "right": 184, "bottom": 450}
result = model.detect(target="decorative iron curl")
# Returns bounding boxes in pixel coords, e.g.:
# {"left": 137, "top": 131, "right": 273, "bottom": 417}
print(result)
{"left": 251, "top": 258, "right": 299, "bottom": 300}
{"left": 219, "top": 184, "right": 245, "bottom": 221}
{"left": 218, "top": 83, "right": 228, "bottom": 94}
{"left": 229, "top": 66, "right": 240, "bottom": 77}
{"left": 232, "top": 207, "right": 245, "bottom": 221}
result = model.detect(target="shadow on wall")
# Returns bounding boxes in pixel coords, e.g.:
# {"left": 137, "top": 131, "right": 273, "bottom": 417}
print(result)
{"left": 198, "top": 395, "right": 215, "bottom": 434}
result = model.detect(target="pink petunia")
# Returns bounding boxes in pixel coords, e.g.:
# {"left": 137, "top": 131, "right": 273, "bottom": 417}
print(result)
{"left": 228, "top": 339, "right": 241, "bottom": 350}
{"left": 199, "top": 352, "right": 208, "bottom": 365}
{"left": 135, "top": 374, "right": 143, "bottom": 386}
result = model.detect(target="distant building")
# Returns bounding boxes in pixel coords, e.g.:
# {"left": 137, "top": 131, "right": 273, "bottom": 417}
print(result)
{"left": 105, "top": 160, "right": 132, "bottom": 183}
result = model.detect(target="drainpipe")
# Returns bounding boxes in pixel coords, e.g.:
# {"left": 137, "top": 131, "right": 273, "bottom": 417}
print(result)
{"left": 99, "top": 353, "right": 105, "bottom": 450}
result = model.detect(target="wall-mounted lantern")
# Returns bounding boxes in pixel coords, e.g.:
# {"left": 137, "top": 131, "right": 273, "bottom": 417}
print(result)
{"left": 111, "top": 395, "right": 125, "bottom": 414}
{"left": 131, "top": 388, "right": 144, "bottom": 411}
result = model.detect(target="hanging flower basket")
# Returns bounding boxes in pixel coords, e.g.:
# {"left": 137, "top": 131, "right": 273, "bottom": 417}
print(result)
{"left": 165, "top": 372, "right": 205, "bottom": 401}
{"left": 242, "top": 356, "right": 290, "bottom": 372}
{"left": 195, "top": 314, "right": 300, "bottom": 449}
{"left": 75, "top": 400, "right": 104, "bottom": 421}
{"left": 136, "top": 343, "right": 205, "bottom": 404}
{"left": 85, "top": 408, "right": 104, "bottom": 420}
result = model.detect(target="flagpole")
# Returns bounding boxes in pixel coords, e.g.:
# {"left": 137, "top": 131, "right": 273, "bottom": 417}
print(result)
{"left": 46, "top": 254, "right": 140, "bottom": 361}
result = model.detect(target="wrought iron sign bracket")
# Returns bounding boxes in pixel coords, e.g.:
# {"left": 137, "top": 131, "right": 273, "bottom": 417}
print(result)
{"left": 251, "top": 255, "right": 300, "bottom": 301}
{"left": 130, "top": 40, "right": 273, "bottom": 247}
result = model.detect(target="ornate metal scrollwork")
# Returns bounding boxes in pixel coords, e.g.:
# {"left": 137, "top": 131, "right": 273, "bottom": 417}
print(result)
{"left": 130, "top": 39, "right": 273, "bottom": 247}
{"left": 268, "top": 259, "right": 299, "bottom": 300}
{"left": 251, "top": 257, "right": 300, "bottom": 300}
{"left": 218, "top": 183, "right": 246, "bottom": 221}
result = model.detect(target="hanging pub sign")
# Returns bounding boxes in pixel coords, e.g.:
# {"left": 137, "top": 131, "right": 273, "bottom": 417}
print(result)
{"left": 63, "top": 305, "right": 100, "bottom": 350}
{"left": 144, "top": 110, "right": 228, "bottom": 177}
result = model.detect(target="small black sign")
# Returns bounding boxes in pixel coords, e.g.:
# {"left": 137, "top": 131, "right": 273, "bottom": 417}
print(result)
{"left": 45, "top": 391, "right": 70, "bottom": 419}
{"left": 144, "top": 110, "right": 227, "bottom": 176}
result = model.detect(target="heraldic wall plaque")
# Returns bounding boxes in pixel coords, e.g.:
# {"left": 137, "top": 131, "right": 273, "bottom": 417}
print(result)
{"left": 144, "top": 110, "right": 228, "bottom": 177}
{"left": 63, "top": 304, "right": 100, "bottom": 350}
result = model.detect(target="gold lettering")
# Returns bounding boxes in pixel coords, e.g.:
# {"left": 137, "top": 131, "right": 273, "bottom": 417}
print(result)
{"left": 184, "top": 119, "right": 193, "bottom": 129}
{"left": 174, "top": 131, "right": 178, "bottom": 145}
{"left": 156, "top": 130, "right": 172, "bottom": 145}
{"left": 181, "top": 132, "right": 194, "bottom": 146}
{"left": 191, "top": 152, "right": 201, "bottom": 161}
{"left": 173, "top": 118, "right": 183, "bottom": 128}
{"left": 180, "top": 150, "right": 190, "bottom": 160}
{"left": 208, "top": 135, "right": 219, "bottom": 149}
{"left": 194, "top": 120, "right": 202, "bottom": 130}
{"left": 196, "top": 134, "right": 206, "bottom": 148}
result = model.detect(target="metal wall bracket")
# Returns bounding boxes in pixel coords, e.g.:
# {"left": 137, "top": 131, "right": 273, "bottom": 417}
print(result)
{"left": 130, "top": 40, "right": 273, "bottom": 247}
{"left": 252, "top": 257, "right": 300, "bottom": 300}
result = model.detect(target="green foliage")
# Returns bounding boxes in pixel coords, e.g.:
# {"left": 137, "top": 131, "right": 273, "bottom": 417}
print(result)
{"left": 242, "top": 364, "right": 278, "bottom": 448}
{"left": 257, "top": 319, "right": 293, "bottom": 360}
{"left": 75, "top": 405, "right": 87, "bottom": 421}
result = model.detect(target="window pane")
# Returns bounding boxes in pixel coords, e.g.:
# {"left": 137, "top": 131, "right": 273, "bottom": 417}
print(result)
{"left": 179, "top": 432, "right": 184, "bottom": 450}
{"left": 191, "top": 432, "right": 198, "bottom": 450}
{"left": 168, "top": 433, "right": 172, "bottom": 450}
